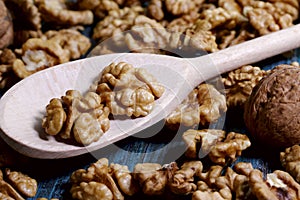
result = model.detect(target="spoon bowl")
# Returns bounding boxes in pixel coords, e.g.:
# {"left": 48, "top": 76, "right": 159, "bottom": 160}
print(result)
{"left": 1, "top": 24, "right": 300, "bottom": 159}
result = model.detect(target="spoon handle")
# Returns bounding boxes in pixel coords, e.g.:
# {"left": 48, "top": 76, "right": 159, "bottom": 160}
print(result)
{"left": 189, "top": 24, "right": 300, "bottom": 83}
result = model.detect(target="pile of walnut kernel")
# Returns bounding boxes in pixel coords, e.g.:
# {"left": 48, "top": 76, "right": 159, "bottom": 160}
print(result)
{"left": 42, "top": 61, "right": 165, "bottom": 145}
{"left": 0, "top": 0, "right": 300, "bottom": 199}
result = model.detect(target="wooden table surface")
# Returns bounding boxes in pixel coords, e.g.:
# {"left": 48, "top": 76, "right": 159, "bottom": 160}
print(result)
{"left": 0, "top": 49, "right": 299, "bottom": 200}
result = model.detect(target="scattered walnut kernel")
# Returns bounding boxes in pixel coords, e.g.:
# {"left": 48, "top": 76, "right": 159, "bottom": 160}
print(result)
{"left": 209, "top": 132, "right": 251, "bottom": 165}
{"left": 96, "top": 62, "right": 164, "bottom": 117}
{"left": 70, "top": 181, "right": 113, "bottom": 200}
{"left": 133, "top": 162, "right": 178, "bottom": 195}
{"left": 166, "top": 83, "right": 226, "bottom": 128}
{"left": 169, "top": 161, "right": 203, "bottom": 195}
{"left": 70, "top": 158, "right": 124, "bottom": 200}
{"left": 182, "top": 129, "right": 225, "bottom": 159}
{"left": 280, "top": 145, "right": 300, "bottom": 183}
{"left": 5, "top": 168, "right": 37, "bottom": 198}
{"left": 249, "top": 169, "right": 300, "bottom": 200}
{"left": 195, "top": 166, "right": 237, "bottom": 200}
{"left": 110, "top": 163, "right": 140, "bottom": 196}
{"left": 222, "top": 65, "right": 268, "bottom": 107}
{"left": 0, "top": 168, "right": 37, "bottom": 200}
{"left": 233, "top": 162, "right": 254, "bottom": 177}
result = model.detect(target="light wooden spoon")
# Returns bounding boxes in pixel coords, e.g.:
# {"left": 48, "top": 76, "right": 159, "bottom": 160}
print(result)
{"left": 1, "top": 24, "right": 300, "bottom": 159}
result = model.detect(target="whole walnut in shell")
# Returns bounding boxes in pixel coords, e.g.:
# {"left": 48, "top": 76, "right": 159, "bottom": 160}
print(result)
{"left": 244, "top": 65, "right": 300, "bottom": 148}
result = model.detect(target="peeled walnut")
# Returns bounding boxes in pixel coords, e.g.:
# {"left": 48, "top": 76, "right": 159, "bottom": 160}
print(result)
{"left": 13, "top": 29, "right": 91, "bottom": 79}
{"left": 71, "top": 158, "right": 109, "bottom": 184}
{"left": 70, "top": 158, "right": 124, "bottom": 200}
{"left": 244, "top": 65, "right": 300, "bottom": 148}
{"left": 42, "top": 98, "right": 66, "bottom": 136}
{"left": 124, "top": 15, "right": 171, "bottom": 53}
{"left": 0, "top": 0, "right": 13, "bottom": 50}
{"left": 166, "top": 84, "right": 227, "bottom": 128}
{"left": 95, "top": 62, "right": 164, "bottom": 117}
{"left": 222, "top": 65, "right": 268, "bottom": 107}
{"left": 165, "top": 0, "right": 204, "bottom": 16}
{"left": 71, "top": 181, "right": 113, "bottom": 200}
{"left": 194, "top": 166, "right": 237, "bottom": 200}
{"left": 233, "top": 162, "right": 254, "bottom": 177}
{"left": 182, "top": 129, "right": 225, "bottom": 159}
{"left": 0, "top": 169, "right": 37, "bottom": 200}
{"left": 181, "top": 129, "right": 251, "bottom": 165}
{"left": 249, "top": 169, "right": 300, "bottom": 200}
{"left": 77, "top": 0, "right": 119, "bottom": 19}
{"left": 110, "top": 163, "right": 140, "bottom": 196}
{"left": 0, "top": 179, "right": 24, "bottom": 200}
{"left": 243, "top": 1, "right": 294, "bottom": 36}
{"left": 169, "top": 161, "right": 202, "bottom": 195}
{"left": 42, "top": 90, "right": 110, "bottom": 145}
{"left": 59, "top": 90, "right": 83, "bottom": 140}
{"left": 218, "top": 28, "right": 255, "bottom": 50}
{"left": 166, "top": 13, "right": 198, "bottom": 33}
{"left": 147, "top": 0, "right": 165, "bottom": 21}
{"left": 195, "top": 7, "right": 246, "bottom": 32}
{"left": 93, "top": 6, "right": 144, "bottom": 41}
{"left": 5, "top": 169, "right": 37, "bottom": 198}
{"left": 5, "top": 0, "right": 41, "bottom": 30}
{"left": 35, "top": 0, "right": 93, "bottom": 26}
{"left": 73, "top": 112, "right": 105, "bottom": 145}
{"left": 208, "top": 132, "right": 251, "bottom": 165}
{"left": 280, "top": 145, "right": 300, "bottom": 182}
{"left": 185, "top": 29, "right": 219, "bottom": 53}
{"left": 133, "top": 162, "right": 178, "bottom": 195}
{"left": 0, "top": 48, "right": 18, "bottom": 89}
{"left": 269, "top": 0, "right": 299, "bottom": 20}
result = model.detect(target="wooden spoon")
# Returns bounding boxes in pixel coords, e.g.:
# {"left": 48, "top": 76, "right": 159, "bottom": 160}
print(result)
{"left": 1, "top": 24, "right": 300, "bottom": 159}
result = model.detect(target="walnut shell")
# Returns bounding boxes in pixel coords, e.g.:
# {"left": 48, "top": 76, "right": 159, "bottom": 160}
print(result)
{"left": 244, "top": 65, "right": 300, "bottom": 148}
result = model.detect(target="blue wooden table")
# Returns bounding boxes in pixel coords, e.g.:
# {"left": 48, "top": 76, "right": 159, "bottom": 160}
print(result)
{"left": 0, "top": 49, "right": 300, "bottom": 200}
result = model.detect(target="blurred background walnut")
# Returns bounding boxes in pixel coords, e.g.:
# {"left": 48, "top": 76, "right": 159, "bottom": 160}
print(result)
{"left": 0, "top": 49, "right": 18, "bottom": 90}
{"left": 35, "top": 0, "right": 94, "bottom": 26}
{"left": 0, "top": 0, "right": 13, "bottom": 50}
{"left": 12, "top": 29, "right": 91, "bottom": 79}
